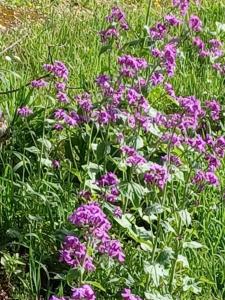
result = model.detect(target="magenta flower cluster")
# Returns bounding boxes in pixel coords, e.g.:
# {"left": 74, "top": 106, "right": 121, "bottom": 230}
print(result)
{"left": 17, "top": 106, "right": 33, "bottom": 117}
{"left": 122, "top": 288, "right": 143, "bottom": 300}
{"left": 99, "top": 6, "right": 128, "bottom": 44}
{"left": 59, "top": 235, "right": 95, "bottom": 272}
{"left": 144, "top": 163, "right": 169, "bottom": 189}
{"left": 50, "top": 284, "right": 96, "bottom": 300}
{"left": 68, "top": 202, "right": 125, "bottom": 262}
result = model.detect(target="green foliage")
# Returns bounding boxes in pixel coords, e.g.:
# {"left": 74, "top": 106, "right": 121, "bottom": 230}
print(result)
{"left": 0, "top": 1, "right": 225, "bottom": 300}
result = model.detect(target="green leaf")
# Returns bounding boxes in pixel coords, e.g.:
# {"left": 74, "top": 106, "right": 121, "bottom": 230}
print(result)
{"left": 83, "top": 281, "right": 106, "bottom": 292}
{"left": 120, "top": 182, "right": 148, "bottom": 208}
{"left": 134, "top": 136, "right": 144, "bottom": 149}
{"left": 179, "top": 209, "right": 191, "bottom": 226}
{"left": 144, "top": 262, "right": 168, "bottom": 287}
{"left": 182, "top": 276, "right": 202, "bottom": 294}
{"left": 115, "top": 214, "right": 132, "bottom": 229}
{"left": 25, "top": 146, "right": 40, "bottom": 154}
{"left": 122, "top": 37, "right": 145, "bottom": 49}
{"left": 145, "top": 292, "right": 173, "bottom": 300}
{"left": 216, "top": 22, "right": 225, "bottom": 33}
{"left": 177, "top": 255, "right": 189, "bottom": 268}
{"left": 157, "top": 247, "right": 174, "bottom": 267}
{"left": 38, "top": 138, "right": 52, "bottom": 151}
{"left": 96, "top": 142, "right": 111, "bottom": 161}
{"left": 99, "top": 45, "right": 112, "bottom": 56}
{"left": 40, "top": 158, "right": 52, "bottom": 167}
{"left": 183, "top": 241, "right": 204, "bottom": 249}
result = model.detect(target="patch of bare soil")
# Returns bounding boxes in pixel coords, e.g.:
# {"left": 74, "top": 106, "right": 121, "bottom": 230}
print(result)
{"left": 0, "top": 267, "right": 10, "bottom": 300}
{"left": 0, "top": 4, "right": 44, "bottom": 32}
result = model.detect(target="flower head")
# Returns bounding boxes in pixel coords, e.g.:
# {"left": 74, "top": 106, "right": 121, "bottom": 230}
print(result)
{"left": 59, "top": 236, "right": 95, "bottom": 272}
{"left": 206, "top": 99, "right": 220, "bottom": 121}
{"left": 97, "top": 172, "right": 119, "bottom": 187}
{"left": 189, "top": 15, "right": 202, "bottom": 32}
{"left": 149, "top": 23, "right": 167, "bottom": 40}
{"left": 31, "top": 79, "right": 48, "bottom": 88}
{"left": 44, "top": 61, "right": 69, "bottom": 81}
{"left": 165, "top": 14, "right": 182, "bottom": 26}
{"left": 72, "top": 285, "right": 96, "bottom": 300}
{"left": 17, "top": 106, "right": 33, "bottom": 117}
{"left": 122, "top": 288, "right": 142, "bottom": 300}
{"left": 144, "top": 163, "right": 168, "bottom": 189}
{"left": 118, "top": 55, "right": 148, "bottom": 78}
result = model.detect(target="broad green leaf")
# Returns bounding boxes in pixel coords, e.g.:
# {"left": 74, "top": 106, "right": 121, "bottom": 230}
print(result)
{"left": 177, "top": 255, "right": 189, "bottom": 268}
{"left": 179, "top": 209, "right": 191, "bottom": 226}
{"left": 183, "top": 241, "right": 204, "bottom": 249}
{"left": 84, "top": 281, "right": 106, "bottom": 292}
{"left": 144, "top": 262, "right": 168, "bottom": 287}
{"left": 145, "top": 292, "right": 173, "bottom": 300}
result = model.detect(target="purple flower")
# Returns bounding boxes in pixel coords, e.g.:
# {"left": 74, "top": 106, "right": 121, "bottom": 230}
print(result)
{"left": 44, "top": 61, "right": 69, "bottom": 81}
{"left": 144, "top": 163, "right": 168, "bottom": 189}
{"left": 165, "top": 14, "right": 182, "bottom": 26}
{"left": 31, "top": 79, "right": 48, "bottom": 88}
{"left": 193, "top": 36, "right": 205, "bottom": 51}
{"left": 99, "top": 239, "right": 125, "bottom": 263}
{"left": 63, "top": 111, "right": 80, "bottom": 127}
{"left": 149, "top": 23, "right": 167, "bottom": 40}
{"left": 127, "top": 88, "right": 140, "bottom": 105}
{"left": 121, "top": 145, "right": 136, "bottom": 156}
{"left": 75, "top": 93, "right": 93, "bottom": 112}
{"left": 121, "top": 145, "right": 146, "bottom": 166}
{"left": 189, "top": 15, "right": 202, "bottom": 32}
{"left": 55, "top": 82, "right": 66, "bottom": 91}
{"left": 56, "top": 92, "right": 69, "bottom": 103}
{"left": 116, "top": 132, "right": 124, "bottom": 144}
{"left": 59, "top": 236, "right": 95, "bottom": 272}
{"left": 205, "top": 171, "right": 219, "bottom": 186}
{"left": 79, "top": 190, "right": 92, "bottom": 200}
{"left": 68, "top": 202, "right": 112, "bottom": 233}
{"left": 192, "top": 170, "right": 205, "bottom": 185}
{"left": 188, "top": 135, "right": 206, "bottom": 153}
{"left": 127, "top": 114, "right": 136, "bottom": 128}
{"left": 72, "top": 285, "right": 96, "bottom": 300}
{"left": 209, "top": 39, "right": 223, "bottom": 57}
{"left": 205, "top": 154, "right": 220, "bottom": 171}
{"left": 97, "top": 172, "right": 119, "bottom": 187}
{"left": 192, "top": 170, "right": 219, "bottom": 187}
{"left": 199, "top": 49, "right": 210, "bottom": 57}
{"left": 105, "top": 186, "right": 120, "bottom": 203}
{"left": 17, "top": 106, "right": 33, "bottom": 117}
{"left": 214, "top": 137, "right": 225, "bottom": 158}
{"left": 121, "top": 288, "right": 142, "bottom": 300}
{"left": 205, "top": 99, "right": 221, "bottom": 121}
{"left": 52, "top": 160, "right": 60, "bottom": 169}
{"left": 165, "top": 83, "right": 176, "bottom": 98}
{"left": 49, "top": 296, "right": 66, "bottom": 300}
{"left": 97, "top": 110, "right": 111, "bottom": 124}
{"left": 126, "top": 153, "right": 147, "bottom": 166}
{"left": 106, "top": 6, "right": 129, "bottom": 30}
{"left": 178, "top": 96, "right": 204, "bottom": 130}
{"left": 118, "top": 55, "right": 148, "bottom": 78}
{"left": 113, "top": 206, "right": 122, "bottom": 218}
{"left": 54, "top": 109, "right": 66, "bottom": 120}
{"left": 53, "top": 123, "right": 64, "bottom": 131}
{"left": 172, "top": 0, "right": 190, "bottom": 16}
{"left": 151, "top": 48, "right": 162, "bottom": 58}
{"left": 161, "top": 133, "right": 182, "bottom": 146}
{"left": 150, "top": 72, "right": 164, "bottom": 86}
{"left": 138, "top": 96, "right": 150, "bottom": 112}
{"left": 163, "top": 154, "right": 181, "bottom": 166}
{"left": 163, "top": 43, "right": 177, "bottom": 77}
{"left": 99, "top": 27, "right": 119, "bottom": 44}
